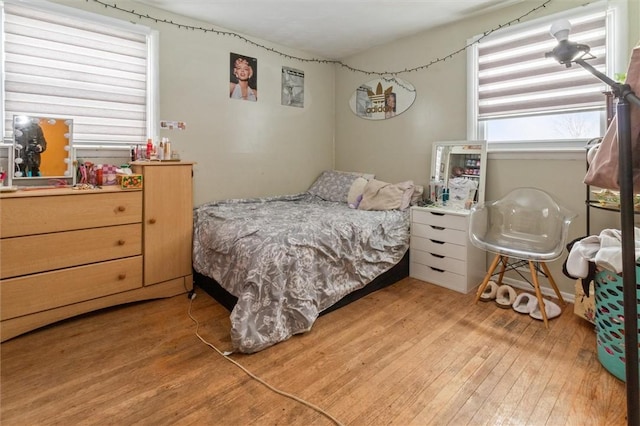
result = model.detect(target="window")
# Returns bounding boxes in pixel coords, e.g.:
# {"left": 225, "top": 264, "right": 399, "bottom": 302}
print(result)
{"left": 468, "top": 1, "right": 626, "bottom": 151}
{"left": 1, "top": 0, "right": 158, "bottom": 147}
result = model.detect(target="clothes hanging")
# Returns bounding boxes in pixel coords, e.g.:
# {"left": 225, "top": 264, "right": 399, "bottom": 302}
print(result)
{"left": 584, "top": 44, "right": 640, "bottom": 191}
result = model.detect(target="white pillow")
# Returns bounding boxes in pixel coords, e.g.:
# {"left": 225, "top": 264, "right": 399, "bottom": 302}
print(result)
{"left": 358, "top": 179, "right": 415, "bottom": 211}
{"left": 347, "top": 177, "right": 368, "bottom": 208}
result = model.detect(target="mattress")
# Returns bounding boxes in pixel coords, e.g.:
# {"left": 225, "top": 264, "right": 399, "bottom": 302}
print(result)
{"left": 193, "top": 193, "right": 410, "bottom": 353}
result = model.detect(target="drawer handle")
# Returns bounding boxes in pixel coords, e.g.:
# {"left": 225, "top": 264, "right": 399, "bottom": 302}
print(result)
{"left": 430, "top": 225, "right": 445, "bottom": 230}
{"left": 430, "top": 267, "right": 445, "bottom": 273}
{"left": 117, "top": 239, "right": 126, "bottom": 246}
{"left": 117, "top": 206, "right": 126, "bottom": 212}
{"left": 429, "top": 239, "right": 445, "bottom": 245}
{"left": 149, "top": 218, "right": 157, "bottom": 224}
{"left": 430, "top": 212, "right": 445, "bottom": 216}
{"left": 430, "top": 253, "right": 445, "bottom": 259}
{"left": 118, "top": 273, "right": 127, "bottom": 280}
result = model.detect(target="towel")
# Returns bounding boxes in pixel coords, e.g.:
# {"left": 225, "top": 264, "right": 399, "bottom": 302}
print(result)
{"left": 566, "top": 228, "right": 640, "bottom": 279}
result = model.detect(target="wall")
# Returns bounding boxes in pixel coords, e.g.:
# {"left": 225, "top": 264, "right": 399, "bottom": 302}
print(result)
{"left": 48, "top": 0, "right": 639, "bottom": 298}
{"left": 54, "top": 0, "right": 336, "bottom": 206}
{"left": 334, "top": 0, "right": 640, "bottom": 298}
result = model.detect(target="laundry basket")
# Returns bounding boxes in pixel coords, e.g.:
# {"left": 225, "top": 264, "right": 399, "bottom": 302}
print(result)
{"left": 594, "top": 265, "right": 640, "bottom": 382}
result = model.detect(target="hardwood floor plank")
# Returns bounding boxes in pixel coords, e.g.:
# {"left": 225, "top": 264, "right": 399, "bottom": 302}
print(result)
{"left": 1, "top": 277, "right": 628, "bottom": 425}
{"left": 418, "top": 315, "right": 531, "bottom": 425}
{"left": 506, "top": 317, "right": 590, "bottom": 424}
{"left": 482, "top": 304, "right": 578, "bottom": 425}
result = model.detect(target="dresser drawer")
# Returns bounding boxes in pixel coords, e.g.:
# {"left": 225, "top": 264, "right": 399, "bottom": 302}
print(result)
{"left": 1, "top": 224, "right": 142, "bottom": 279}
{"left": 0, "top": 191, "right": 142, "bottom": 238}
{"left": 410, "top": 249, "right": 466, "bottom": 274}
{"left": 1, "top": 256, "right": 142, "bottom": 320}
{"left": 411, "top": 222, "right": 467, "bottom": 245}
{"left": 409, "top": 262, "right": 468, "bottom": 293}
{"left": 411, "top": 208, "right": 467, "bottom": 230}
{"left": 411, "top": 236, "right": 467, "bottom": 261}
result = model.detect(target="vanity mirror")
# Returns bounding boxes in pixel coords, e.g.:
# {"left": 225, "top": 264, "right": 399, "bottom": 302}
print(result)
{"left": 430, "top": 140, "right": 487, "bottom": 208}
{"left": 12, "top": 115, "right": 73, "bottom": 181}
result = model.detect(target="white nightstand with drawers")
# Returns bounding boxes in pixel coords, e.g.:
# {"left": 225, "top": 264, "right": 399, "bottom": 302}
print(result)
{"left": 410, "top": 206, "right": 486, "bottom": 294}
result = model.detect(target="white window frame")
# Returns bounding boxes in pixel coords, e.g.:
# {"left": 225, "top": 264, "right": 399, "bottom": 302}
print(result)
{"left": 467, "top": 0, "right": 627, "bottom": 155}
{"left": 0, "top": 0, "right": 159, "bottom": 148}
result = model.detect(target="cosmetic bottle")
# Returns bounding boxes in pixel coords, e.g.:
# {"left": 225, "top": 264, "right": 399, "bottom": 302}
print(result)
{"left": 164, "top": 139, "right": 171, "bottom": 160}
{"left": 96, "top": 165, "right": 103, "bottom": 186}
{"left": 158, "top": 140, "right": 164, "bottom": 160}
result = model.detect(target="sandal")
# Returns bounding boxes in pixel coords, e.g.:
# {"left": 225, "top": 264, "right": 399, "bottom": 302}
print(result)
{"left": 512, "top": 293, "right": 536, "bottom": 314}
{"left": 530, "top": 299, "right": 562, "bottom": 321}
{"left": 480, "top": 280, "right": 499, "bottom": 302}
{"left": 495, "top": 285, "right": 517, "bottom": 309}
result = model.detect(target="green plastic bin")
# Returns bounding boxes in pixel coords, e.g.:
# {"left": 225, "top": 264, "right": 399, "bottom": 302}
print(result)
{"left": 594, "top": 266, "right": 640, "bottom": 382}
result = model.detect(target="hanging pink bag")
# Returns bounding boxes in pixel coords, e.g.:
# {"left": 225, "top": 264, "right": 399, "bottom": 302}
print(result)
{"left": 584, "top": 45, "right": 640, "bottom": 192}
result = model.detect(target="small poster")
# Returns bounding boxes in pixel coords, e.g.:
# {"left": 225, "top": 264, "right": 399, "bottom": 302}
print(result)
{"left": 230, "top": 53, "right": 258, "bottom": 101}
{"left": 281, "top": 67, "right": 304, "bottom": 108}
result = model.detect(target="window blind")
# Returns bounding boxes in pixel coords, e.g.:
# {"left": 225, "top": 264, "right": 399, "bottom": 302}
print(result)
{"left": 477, "top": 8, "right": 607, "bottom": 120}
{"left": 3, "top": 2, "right": 150, "bottom": 145}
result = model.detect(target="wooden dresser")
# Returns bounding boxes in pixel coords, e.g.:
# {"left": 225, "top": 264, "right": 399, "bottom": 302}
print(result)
{"left": 0, "top": 162, "right": 194, "bottom": 341}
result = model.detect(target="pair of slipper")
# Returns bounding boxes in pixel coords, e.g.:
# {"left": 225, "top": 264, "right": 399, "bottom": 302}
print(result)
{"left": 512, "top": 292, "right": 562, "bottom": 321}
{"left": 480, "top": 281, "right": 517, "bottom": 309}
{"left": 480, "top": 281, "right": 562, "bottom": 321}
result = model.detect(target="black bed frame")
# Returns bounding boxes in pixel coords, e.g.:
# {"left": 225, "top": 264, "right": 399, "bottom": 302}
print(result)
{"left": 193, "top": 250, "right": 409, "bottom": 315}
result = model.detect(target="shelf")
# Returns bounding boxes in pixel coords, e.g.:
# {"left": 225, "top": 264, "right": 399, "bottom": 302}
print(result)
{"left": 587, "top": 200, "right": 640, "bottom": 214}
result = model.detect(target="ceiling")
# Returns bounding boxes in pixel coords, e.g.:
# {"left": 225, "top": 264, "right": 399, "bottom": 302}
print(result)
{"left": 134, "top": 0, "right": 522, "bottom": 59}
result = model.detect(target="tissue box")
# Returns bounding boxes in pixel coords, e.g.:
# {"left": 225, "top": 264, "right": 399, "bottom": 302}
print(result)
{"left": 116, "top": 173, "right": 143, "bottom": 189}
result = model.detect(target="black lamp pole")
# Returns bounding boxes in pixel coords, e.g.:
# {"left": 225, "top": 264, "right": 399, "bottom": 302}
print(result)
{"left": 574, "top": 58, "right": 640, "bottom": 426}
{"left": 546, "top": 25, "right": 640, "bottom": 425}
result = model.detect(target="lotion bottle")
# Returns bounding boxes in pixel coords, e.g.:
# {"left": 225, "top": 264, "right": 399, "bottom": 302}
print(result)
{"left": 164, "top": 138, "right": 171, "bottom": 160}
{"left": 158, "top": 140, "right": 164, "bottom": 160}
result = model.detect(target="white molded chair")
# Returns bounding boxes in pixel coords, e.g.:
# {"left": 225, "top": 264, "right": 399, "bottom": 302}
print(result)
{"left": 469, "top": 187, "right": 576, "bottom": 328}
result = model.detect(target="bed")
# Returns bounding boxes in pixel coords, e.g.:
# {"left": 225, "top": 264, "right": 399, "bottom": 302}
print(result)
{"left": 192, "top": 170, "right": 417, "bottom": 353}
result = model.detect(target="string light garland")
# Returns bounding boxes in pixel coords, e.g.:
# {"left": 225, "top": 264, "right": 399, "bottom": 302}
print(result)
{"left": 89, "top": 0, "right": 552, "bottom": 76}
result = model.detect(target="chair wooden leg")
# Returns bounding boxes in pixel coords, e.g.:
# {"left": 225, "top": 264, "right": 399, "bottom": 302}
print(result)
{"left": 540, "top": 262, "right": 565, "bottom": 305}
{"left": 529, "top": 261, "right": 549, "bottom": 329}
{"left": 496, "top": 256, "right": 508, "bottom": 285}
{"left": 474, "top": 254, "right": 502, "bottom": 304}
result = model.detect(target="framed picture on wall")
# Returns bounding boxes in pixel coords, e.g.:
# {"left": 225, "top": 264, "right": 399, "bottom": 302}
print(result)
{"left": 281, "top": 67, "right": 304, "bottom": 108}
{"left": 229, "top": 53, "right": 258, "bottom": 101}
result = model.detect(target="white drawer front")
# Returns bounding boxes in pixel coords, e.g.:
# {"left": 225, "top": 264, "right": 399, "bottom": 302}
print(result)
{"left": 411, "top": 209, "right": 467, "bottom": 230}
{"left": 411, "top": 249, "right": 466, "bottom": 274}
{"left": 412, "top": 222, "right": 467, "bottom": 245}
{"left": 411, "top": 236, "right": 467, "bottom": 261}
{"left": 410, "top": 262, "right": 470, "bottom": 294}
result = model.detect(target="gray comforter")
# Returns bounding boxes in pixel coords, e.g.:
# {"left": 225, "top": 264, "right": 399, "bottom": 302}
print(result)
{"left": 193, "top": 193, "right": 409, "bottom": 353}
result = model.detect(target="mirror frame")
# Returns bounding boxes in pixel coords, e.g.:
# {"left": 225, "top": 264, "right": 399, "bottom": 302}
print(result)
{"left": 0, "top": 143, "right": 12, "bottom": 187}
{"left": 430, "top": 140, "right": 487, "bottom": 209}
{"left": 12, "top": 115, "right": 74, "bottom": 182}
{"left": 349, "top": 76, "right": 417, "bottom": 120}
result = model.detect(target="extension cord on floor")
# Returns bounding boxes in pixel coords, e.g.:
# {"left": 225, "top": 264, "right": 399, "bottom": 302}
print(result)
{"left": 186, "top": 292, "right": 343, "bottom": 426}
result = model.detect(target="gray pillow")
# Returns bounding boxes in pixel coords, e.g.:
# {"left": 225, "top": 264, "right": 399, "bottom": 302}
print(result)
{"left": 307, "top": 170, "right": 369, "bottom": 202}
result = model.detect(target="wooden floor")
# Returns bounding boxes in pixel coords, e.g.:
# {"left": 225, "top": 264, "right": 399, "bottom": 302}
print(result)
{"left": 0, "top": 277, "right": 628, "bottom": 425}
